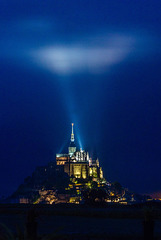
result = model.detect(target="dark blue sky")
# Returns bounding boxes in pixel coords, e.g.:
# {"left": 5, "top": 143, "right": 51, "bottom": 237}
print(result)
{"left": 0, "top": 0, "right": 161, "bottom": 197}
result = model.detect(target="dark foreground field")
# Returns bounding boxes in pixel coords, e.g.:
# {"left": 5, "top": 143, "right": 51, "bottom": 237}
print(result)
{"left": 0, "top": 203, "right": 161, "bottom": 239}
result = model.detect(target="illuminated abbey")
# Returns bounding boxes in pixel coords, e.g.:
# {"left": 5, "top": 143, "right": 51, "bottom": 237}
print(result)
{"left": 56, "top": 123, "right": 103, "bottom": 180}
{"left": 8, "top": 124, "right": 149, "bottom": 205}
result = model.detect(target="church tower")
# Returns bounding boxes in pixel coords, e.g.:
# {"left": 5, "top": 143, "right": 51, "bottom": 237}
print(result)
{"left": 68, "top": 123, "right": 76, "bottom": 156}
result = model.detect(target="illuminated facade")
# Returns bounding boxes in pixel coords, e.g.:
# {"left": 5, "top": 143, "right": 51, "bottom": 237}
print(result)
{"left": 56, "top": 123, "right": 103, "bottom": 180}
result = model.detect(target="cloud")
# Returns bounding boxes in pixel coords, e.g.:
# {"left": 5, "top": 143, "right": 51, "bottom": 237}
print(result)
{"left": 0, "top": 18, "right": 156, "bottom": 75}
{"left": 30, "top": 34, "right": 137, "bottom": 75}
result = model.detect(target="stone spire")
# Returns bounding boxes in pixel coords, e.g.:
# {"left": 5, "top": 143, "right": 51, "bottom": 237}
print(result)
{"left": 71, "top": 123, "right": 74, "bottom": 142}
{"left": 68, "top": 123, "right": 76, "bottom": 156}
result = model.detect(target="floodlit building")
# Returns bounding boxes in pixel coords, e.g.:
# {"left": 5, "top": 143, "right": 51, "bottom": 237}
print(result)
{"left": 56, "top": 123, "right": 103, "bottom": 180}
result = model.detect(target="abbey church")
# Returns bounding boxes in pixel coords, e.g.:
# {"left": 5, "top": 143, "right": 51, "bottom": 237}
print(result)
{"left": 56, "top": 123, "right": 103, "bottom": 180}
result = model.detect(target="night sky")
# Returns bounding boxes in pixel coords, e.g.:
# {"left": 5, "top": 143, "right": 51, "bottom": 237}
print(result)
{"left": 0, "top": 0, "right": 161, "bottom": 198}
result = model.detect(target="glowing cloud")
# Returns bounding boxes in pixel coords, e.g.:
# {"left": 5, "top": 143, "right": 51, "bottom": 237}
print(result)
{"left": 0, "top": 18, "right": 155, "bottom": 76}
{"left": 31, "top": 34, "right": 137, "bottom": 75}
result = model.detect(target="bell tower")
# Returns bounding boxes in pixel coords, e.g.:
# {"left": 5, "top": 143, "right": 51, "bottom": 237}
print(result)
{"left": 68, "top": 123, "right": 76, "bottom": 156}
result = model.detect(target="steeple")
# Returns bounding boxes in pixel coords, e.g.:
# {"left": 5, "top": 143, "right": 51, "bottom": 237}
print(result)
{"left": 71, "top": 123, "right": 74, "bottom": 142}
{"left": 68, "top": 123, "right": 76, "bottom": 156}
